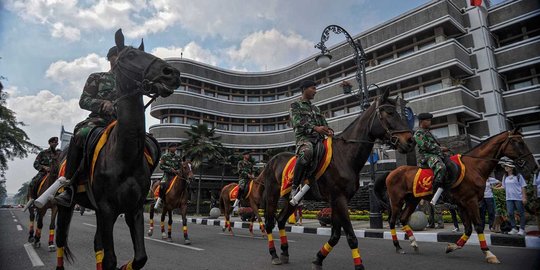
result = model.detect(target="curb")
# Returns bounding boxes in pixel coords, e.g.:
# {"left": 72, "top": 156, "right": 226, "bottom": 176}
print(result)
{"left": 186, "top": 217, "right": 540, "bottom": 249}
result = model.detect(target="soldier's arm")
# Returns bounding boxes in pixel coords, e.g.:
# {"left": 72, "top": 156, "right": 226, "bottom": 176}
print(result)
{"left": 79, "top": 73, "right": 110, "bottom": 114}
{"left": 290, "top": 103, "right": 315, "bottom": 135}
{"left": 238, "top": 162, "right": 248, "bottom": 179}
{"left": 159, "top": 156, "right": 174, "bottom": 173}
{"left": 33, "top": 151, "right": 44, "bottom": 171}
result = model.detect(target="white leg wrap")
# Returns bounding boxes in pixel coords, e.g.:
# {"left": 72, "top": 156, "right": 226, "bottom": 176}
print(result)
{"left": 154, "top": 197, "right": 162, "bottom": 209}
{"left": 430, "top": 188, "right": 444, "bottom": 205}
{"left": 35, "top": 177, "right": 69, "bottom": 208}
{"left": 290, "top": 185, "right": 310, "bottom": 206}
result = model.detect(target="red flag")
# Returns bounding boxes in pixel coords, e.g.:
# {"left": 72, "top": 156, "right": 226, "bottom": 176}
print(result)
{"left": 470, "top": 0, "right": 482, "bottom": 6}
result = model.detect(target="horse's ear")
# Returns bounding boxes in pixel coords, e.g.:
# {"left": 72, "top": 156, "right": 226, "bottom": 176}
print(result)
{"left": 512, "top": 126, "right": 522, "bottom": 134}
{"left": 138, "top": 38, "right": 144, "bottom": 52}
{"left": 381, "top": 88, "right": 390, "bottom": 102}
{"left": 115, "top": 29, "right": 125, "bottom": 51}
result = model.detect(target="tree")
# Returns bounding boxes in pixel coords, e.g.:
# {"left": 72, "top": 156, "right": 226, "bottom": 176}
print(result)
{"left": 0, "top": 80, "right": 40, "bottom": 181}
{"left": 13, "top": 181, "right": 29, "bottom": 205}
{"left": 180, "top": 124, "right": 224, "bottom": 215}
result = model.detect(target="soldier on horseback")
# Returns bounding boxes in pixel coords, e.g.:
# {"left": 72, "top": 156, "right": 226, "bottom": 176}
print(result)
{"left": 28, "top": 137, "right": 60, "bottom": 202}
{"left": 55, "top": 46, "right": 119, "bottom": 207}
{"left": 289, "top": 80, "right": 333, "bottom": 205}
{"left": 154, "top": 143, "right": 182, "bottom": 209}
{"left": 232, "top": 151, "right": 254, "bottom": 210}
{"left": 414, "top": 112, "right": 450, "bottom": 206}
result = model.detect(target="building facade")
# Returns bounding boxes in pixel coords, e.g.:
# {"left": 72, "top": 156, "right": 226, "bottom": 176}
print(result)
{"left": 149, "top": 0, "right": 540, "bottom": 205}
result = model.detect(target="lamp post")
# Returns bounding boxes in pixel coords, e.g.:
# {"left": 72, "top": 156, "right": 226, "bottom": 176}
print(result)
{"left": 315, "top": 24, "right": 370, "bottom": 110}
{"left": 315, "top": 25, "right": 382, "bottom": 228}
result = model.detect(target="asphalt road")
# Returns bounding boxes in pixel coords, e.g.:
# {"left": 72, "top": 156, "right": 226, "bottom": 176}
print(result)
{"left": 1, "top": 208, "right": 539, "bottom": 270}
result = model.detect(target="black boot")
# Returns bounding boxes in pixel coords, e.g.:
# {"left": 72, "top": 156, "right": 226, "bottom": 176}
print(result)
{"left": 54, "top": 138, "right": 82, "bottom": 207}
{"left": 55, "top": 185, "right": 74, "bottom": 207}
{"left": 290, "top": 160, "right": 308, "bottom": 199}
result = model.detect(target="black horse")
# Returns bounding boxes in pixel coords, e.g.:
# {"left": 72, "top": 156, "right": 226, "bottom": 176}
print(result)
{"left": 260, "top": 90, "right": 415, "bottom": 269}
{"left": 54, "top": 29, "right": 181, "bottom": 270}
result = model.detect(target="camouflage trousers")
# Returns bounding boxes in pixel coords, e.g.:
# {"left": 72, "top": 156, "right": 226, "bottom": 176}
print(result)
{"left": 238, "top": 178, "right": 248, "bottom": 191}
{"left": 73, "top": 117, "right": 114, "bottom": 147}
{"left": 426, "top": 155, "right": 447, "bottom": 187}
{"left": 295, "top": 140, "right": 314, "bottom": 165}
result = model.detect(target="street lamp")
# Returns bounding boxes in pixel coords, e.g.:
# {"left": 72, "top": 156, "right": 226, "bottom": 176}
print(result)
{"left": 315, "top": 24, "right": 370, "bottom": 110}
{"left": 315, "top": 25, "right": 382, "bottom": 228}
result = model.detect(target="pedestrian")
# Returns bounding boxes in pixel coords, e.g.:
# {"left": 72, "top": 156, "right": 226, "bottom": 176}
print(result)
{"left": 448, "top": 204, "right": 460, "bottom": 232}
{"left": 479, "top": 174, "right": 501, "bottom": 232}
{"left": 499, "top": 161, "right": 528, "bottom": 236}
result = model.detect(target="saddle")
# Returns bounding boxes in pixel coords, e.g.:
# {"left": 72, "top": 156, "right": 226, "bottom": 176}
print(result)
{"left": 412, "top": 154, "right": 465, "bottom": 197}
{"left": 280, "top": 137, "right": 333, "bottom": 197}
{"left": 229, "top": 181, "right": 255, "bottom": 201}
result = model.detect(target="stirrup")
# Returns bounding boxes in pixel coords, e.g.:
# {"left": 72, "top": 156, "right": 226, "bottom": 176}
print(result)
{"left": 54, "top": 186, "right": 74, "bottom": 207}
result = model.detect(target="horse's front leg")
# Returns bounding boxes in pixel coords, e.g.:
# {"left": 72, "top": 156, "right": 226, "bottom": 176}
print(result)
{"left": 95, "top": 208, "right": 118, "bottom": 270}
{"left": 120, "top": 208, "right": 148, "bottom": 270}
{"left": 160, "top": 210, "right": 167, "bottom": 240}
{"left": 34, "top": 210, "right": 43, "bottom": 248}
{"left": 147, "top": 203, "right": 155, "bottom": 236}
{"left": 28, "top": 208, "right": 35, "bottom": 243}
{"left": 166, "top": 210, "right": 173, "bottom": 242}
{"left": 264, "top": 193, "right": 281, "bottom": 265}
{"left": 48, "top": 206, "right": 58, "bottom": 251}
{"left": 399, "top": 199, "right": 421, "bottom": 252}
{"left": 180, "top": 205, "right": 191, "bottom": 245}
{"left": 275, "top": 202, "right": 296, "bottom": 264}
{"left": 250, "top": 198, "right": 266, "bottom": 236}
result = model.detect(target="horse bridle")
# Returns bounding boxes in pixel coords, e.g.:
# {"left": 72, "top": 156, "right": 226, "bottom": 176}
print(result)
{"left": 463, "top": 132, "right": 533, "bottom": 168}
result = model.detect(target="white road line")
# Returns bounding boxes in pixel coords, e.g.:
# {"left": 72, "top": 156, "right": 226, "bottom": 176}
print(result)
{"left": 218, "top": 233, "right": 296, "bottom": 242}
{"left": 23, "top": 243, "right": 45, "bottom": 267}
{"left": 144, "top": 237, "right": 204, "bottom": 251}
{"left": 17, "top": 225, "right": 23, "bottom": 231}
{"left": 83, "top": 223, "right": 97, "bottom": 227}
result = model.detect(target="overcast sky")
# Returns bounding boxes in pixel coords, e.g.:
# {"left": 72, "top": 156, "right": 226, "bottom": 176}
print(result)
{"left": 0, "top": 0, "right": 504, "bottom": 194}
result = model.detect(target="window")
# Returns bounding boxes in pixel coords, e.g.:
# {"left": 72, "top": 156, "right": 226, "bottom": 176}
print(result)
{"left": 278, "top": 93, "right": 287, "bottom": 99}
{"left": 263, "top": 124, "right": 276, "bottom": 131}
{"left": 217, "top": 93, "right": 229, "bottom": 100}
{"left": 187, "top": 86, "right": 200, "bottom": 94}
{"left": 263, "top": 96, "right": 275, "bottom": 101}
{"left": 161, "top": 117, "right": 169, "bottom": 123}
{"left": 203, "top": 121, "right": 214, "bottom": 128}
{"left": 348, "top": 105, "right": 361, "bottom": 113}
{"left": 216, "top": 123, "right": 229, "bottom": 130}
{"left": 332, "top": 108, "right": 345, "bottom": 117}
{"left": 204, "top": 91, "right": 215, "bottom": 97}
{"left": 509, "top": 80, "right": 533, "bottom": 90}
{"left": 431, "top": 126, "right": 449, "bottom": 138}
{"left": 278, "top": 123, "right": 288, "bottom": 130}
{"left": 247, "top": 96, "right": 260, "bottom": 102}
{"left": 424, "top": 82, "right": 443, "bottom": 93}
{"left": 186, "top": 118, "right": 199, "bottom": 125}
{"left": 232, "top": 95, "right": 244, "bottom": 101}
{"left": 403, "top": 89, "right": 420, "bottom": 99}
{"left": 231, "top": 124, "right": 244, "bottom": 132}
{"left": 247, "top": 125, "right": 260, "bottom": 132}
{"left": 397, "top": 48, "right": 414, "bottom": 58}
{"left": 170, "top": 116, "right": 183, "bottom": 124}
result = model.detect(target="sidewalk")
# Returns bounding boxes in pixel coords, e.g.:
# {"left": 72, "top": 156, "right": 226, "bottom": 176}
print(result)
{"left": 164, "top": 214, "right": 540, "bottom": 249}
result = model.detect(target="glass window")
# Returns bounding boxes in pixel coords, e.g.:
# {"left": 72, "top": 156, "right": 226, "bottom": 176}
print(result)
{"left": 348, "top": 105, "right": 361, "bottom": 113}
{"left": 509, "top": 80, "right": 533, "bottom": 90}
{"left": 378, "top": 55, "right": 394, "bottom": 64}
{"left": 397, "top": 48, "right": 414, "bottom": 57}
{"left": 263, "top": 124, "right": 276, "bottom": 131}
{"left": 403, "top": 89, "right": 420, "bottom": 99}
{"left": 431, "top": 126, "right": 449, "bottom": 138}
{"left": 232, "top": 95, "right": 244, "bottom": 101}
{"left": 203, "top": 121, "right": 214, "bottom": 128}
{"left": 204, "top": 91, "right": 215, "bottom": 97}
{"left": 216, "top": 123, "right": 229, "bottom": 130}
{"left": 263, "top": 96, "right": 275, "bottom": 101}
{"left": 332, "top": 108, "right": 345, "bottom": 117}
{"left": 247, "top": 125, "right": 260, "bottom": 132}
{"left": 424, "top": 82, "right": 443, "bottom": 93}
{"left": 247, "top": 96, "right": 260, "bottom": 102}
{"left": 187, "top": 86, "right": 200, "bottom": 94}
{"left": 170, "top": 116, "right": 183, "bottom": 124}
{"left": 278, "top": 123, "right": 288, "bottom": 130}
{"left": 292, "top": 90, "right": 301, "bottom": 96}
{"left": 161, "top": 117, "right": 169, "bottom": 123}
{"left": 278, "top": 93, "right": 287, "bottom": 99}
{"left": 231, "top": 124, "right": 244, "bottom": 132}
{"left": 217, "top": 93, "right": 229, "bottom": 100}
{"left": 186, "top": 118, "right": 199, "bottom": 125}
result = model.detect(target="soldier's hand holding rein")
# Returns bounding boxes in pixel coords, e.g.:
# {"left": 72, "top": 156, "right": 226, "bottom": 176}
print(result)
{"left": 314, "top": 126, "right": 333, "bottom": 136}
{"left": 441, "top": 146, "right": 450, "bottom": 152}
{"left": 101, "top": 100, "right": 115, "bottom": 115}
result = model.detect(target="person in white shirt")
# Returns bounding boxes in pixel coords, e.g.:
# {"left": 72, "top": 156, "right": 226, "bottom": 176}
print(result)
{"left": 500, "top": 162, "right": 527, "bottom": 236}
{"left": 480, "top": 175, "right": 501, "bottom": 231}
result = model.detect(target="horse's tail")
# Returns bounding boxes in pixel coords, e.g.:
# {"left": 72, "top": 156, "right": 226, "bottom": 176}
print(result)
{"left": 374, "top": 172, "right": 390, "bottom": 210}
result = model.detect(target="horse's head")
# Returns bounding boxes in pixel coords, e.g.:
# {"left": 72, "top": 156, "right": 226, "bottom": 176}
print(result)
{"left": 180, "top": 161, "right": 195, "bottom": 184}
{"left": 368, "top": 89, "right": 415, "bottom": 153}
{"left": 498, "top": 128, "right": 538, "bottom": 176}
{"left": 112, "top": 29, "right": 180, "bottom": 99}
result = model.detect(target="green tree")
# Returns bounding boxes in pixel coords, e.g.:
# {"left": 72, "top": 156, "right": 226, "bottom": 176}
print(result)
{"left": 0, "top": 80, "right": 40, "bottom": 181}
{"left": 180, "top": 124, "right": 224, "bottom": 215}
{"left": 13, "top": 181, "right": 29, "bottom": 204}
{"left": 0, "top": 181, "right": 7, "bottom": 204}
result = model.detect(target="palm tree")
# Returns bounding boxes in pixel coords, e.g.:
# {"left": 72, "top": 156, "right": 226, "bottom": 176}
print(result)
{"left": 180, "top": 124, "right": 224, "bottom": 215}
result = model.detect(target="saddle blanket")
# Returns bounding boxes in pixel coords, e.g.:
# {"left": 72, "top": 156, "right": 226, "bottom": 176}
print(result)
{"left": 229, "top": 181, "right": 254, "bottom": 201}
{"left": 412, "top": 154, "right": 466, "bottom": 197}
{"left": 280, "top": 137, "right": 333, "bottom": 197}
{"left": 153, "top": 175, "right": 179, "bottom": 198}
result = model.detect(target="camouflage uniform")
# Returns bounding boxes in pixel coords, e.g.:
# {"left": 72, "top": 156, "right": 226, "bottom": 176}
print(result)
{"left": 413, "top": 128, "right": 446, "bottom": 188}
{"left": 237, "top": 159, "right": 254, "bottom": 192}
{"left": 290, "top": 99, "right": 328, "bottom": 165}
{"left": 29, "top": 148, "right": 61, "bottom": 199}
{"left": 158, "top": 151, "right": 181, "bottom": 199}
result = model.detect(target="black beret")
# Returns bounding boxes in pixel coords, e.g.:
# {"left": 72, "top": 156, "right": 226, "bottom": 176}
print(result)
{"left": 168, "top": 142, "right": 178, "bottom": 148}
{"left": 300, "top": 80, "right": 317, "bottom": 90}
{"left": 107, "top": 46, "right": 119, "bottom": 60}
{"left": 242, "top": 151, "right": 251, "bottom": 155}
{"left": 48, "top": 137, "right": 58, "bottom": 143}
{"left": 417, "top": 113, "right": 433, "bottom": 120}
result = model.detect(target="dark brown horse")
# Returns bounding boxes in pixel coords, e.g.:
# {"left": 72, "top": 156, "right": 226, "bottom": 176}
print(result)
{"left": 374, "top": 129, "right": 537, "bottom": 263}
{"left": 260, "top": 90, "right": 415, "bottom": 270}
{"left": 27, "top": 149, "right": 66, "bottom": 250}
{"left": 148, "top": 161, "right": 194, "bottom": 244}
{"left": 219, "top": 177, "right": 266, "bottom": 236}
{"left": 54, "top": 29, "right": 181, "bottom": 270}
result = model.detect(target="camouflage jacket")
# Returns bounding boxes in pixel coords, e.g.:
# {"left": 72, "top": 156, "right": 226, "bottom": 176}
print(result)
{"left": 159, "top": 151, "right": 181, "bottom": 182}
{"left": 237, "top": 159, "right": 254, "bottom": 180}
{"left": 79, "top": 72, "right": 117, "bottom": 120}
{"left": 414, "top": 128, "right": 443, "bottom": 163}
{"left": 290, "top": 99, "right": 328, "bottom": 143}
{"left": 33, "top": 148, "right": 61, "bottom": 173}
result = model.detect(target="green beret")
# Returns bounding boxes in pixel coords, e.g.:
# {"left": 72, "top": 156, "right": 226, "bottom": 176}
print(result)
{"left": 417, "top": 113, "right": 433, "bottom": 120}
{"left": 242, "top": 151, "right": 251, "bottom": 155}
{"left": 48, "top": 137, "right": 58, "bottom": 143}
{"left": 300, "top": 80, "right": 316, "bottom": 90}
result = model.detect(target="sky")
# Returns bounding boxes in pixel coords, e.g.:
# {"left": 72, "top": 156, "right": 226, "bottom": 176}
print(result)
{"left": 0, "top": 0, "right": 505, "bottom": 194}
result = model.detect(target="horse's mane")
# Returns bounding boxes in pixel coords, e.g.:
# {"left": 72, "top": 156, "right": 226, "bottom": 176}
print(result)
{"left": 335, "top": 102, "right": 377, "bottom": 140}
{"left": 463, "top": 130, "right": 510, "bottom": 154}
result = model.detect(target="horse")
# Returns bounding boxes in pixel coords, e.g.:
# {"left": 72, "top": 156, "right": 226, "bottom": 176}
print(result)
{"left": 374, "top": 128, "right": 537, "bottom": 263}
{"left": 53, "top": 29, "right": 181, "bottom": 270}
{"left": 27, "top": 149, "right": 66, "bottom": 250}
{"left": 259, "top": 89, "right": 415, "bottom": 270}
{"left": 219, "top": 177, "right": 266, "bottom": 237}
{"left": 147, "top": 161, "right": 194, "bottom": 244}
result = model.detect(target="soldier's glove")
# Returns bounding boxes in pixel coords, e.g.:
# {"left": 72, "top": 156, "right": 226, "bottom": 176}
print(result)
{"left": 101, "top": 101, "right": 115, "bottom": 115}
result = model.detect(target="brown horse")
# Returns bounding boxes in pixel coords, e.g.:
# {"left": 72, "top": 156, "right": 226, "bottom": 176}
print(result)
{"left": 374, "top": 129, "right": 537, "bottom": 263}
{"left": 219, "top": 177, "right": 266, "bottom": 236}
{"left": 27, "top": 149, "right": 66, "bottom": 250}
{"left": 148, "top": 161, "right": 194, "bottom": 244}
{"left": 260, "top": 90, "right": 415, "bottom": 270}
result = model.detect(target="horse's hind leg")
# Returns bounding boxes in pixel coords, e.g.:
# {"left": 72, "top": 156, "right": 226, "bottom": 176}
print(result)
{"left": 55, "top": 205, "right": 75, "bottom": 270}
{"left": 121, "top": 209, "right": 148, "bottom": 270}
{"left": 48, "top": 206, "right": 58, "bottom": 251}
{"left": 28, "top": 208, "right": 35, "bottom": 243}
{"left": 34, "top": 211, "right": 43, "bottom": 248}
{"left": 264, "top": 195, "right": 280, "bottom": 265}
{"left": 399, "top": 199, "right": 420, "bottom": 252}
{"left": 147, "top": 203, "right": 155, "bottom": 236}
{"left": 166, "top": 210, "right": 173, "bottom": 242}
{"left": 389, "top": 201, "right": 405, "bottom": 254}
{"left": 275, "top": 202, "right": 297, "bottom": 264}
{"left": 180, "top": 206, "right": 191, "bottom": 245}
{"left": 160, "top": 211, "right": 167, "bottom": 239}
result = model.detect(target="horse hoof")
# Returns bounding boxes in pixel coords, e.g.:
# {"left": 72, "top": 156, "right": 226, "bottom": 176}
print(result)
{"left": 413, "top": 246, "right": 419, "bottom": 253}
{"left": 396, "top": 248, "right": 405, "bottom": 254}
{"left": 28, "top": 237, "right": 34, "bottom": 243}
{"left": 48, "top": 245, "right": 56, "bottom": 252}
{"left": 184, "top": 239, "right": 191, "bottom": 245}
{"left": 271, "top": 257, "right": 282, "bottom": 265}
{"left": 445, "top": 243, "right": 459, "bottom": 254}
{"left": 311, "top": 263, "right": 323, "bottom": 270}
{"left": 56, "top": 266, "right": 65, "bottom": 270}
{"left": 486, "top": 256, "right": 500, "bottom": 264}
{"left": 279, "top": 255, "right": 289, "bottom": 264}
{"left": 34, "top": 242, "right": 41, "bottom": 248}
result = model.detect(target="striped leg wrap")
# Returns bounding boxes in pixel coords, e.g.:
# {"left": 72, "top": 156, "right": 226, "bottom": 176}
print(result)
{"left": 49, "top": 229, "right": 55, "bottom": 244}
{"left": 390, "top": 229, "right": 398, "bottom": 241}
{"left": 279, "top": 229, "right": 288, "bottom": 245}
{"left": 352, "top": 248, "right": 363, "bottom": 267}
{"left": 96, "top": 249, "right": 104, "bottom": 270}
{"left": 57, "top": 247, "right": 64, "bottom": 268}
{"left": 183, "top": 226, "right": 188, "bottom": 238}
{"left": 456, "top": 234, "right": 469, "bottom": 247}
{"left": 478, "top": 234, "right": 488, "bottom": 250}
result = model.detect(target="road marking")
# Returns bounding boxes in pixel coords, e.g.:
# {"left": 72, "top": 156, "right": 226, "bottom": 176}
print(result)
{"left": 17, "top": 225, "right": 23, "bottom": 231}
{"left": 144, "top": 237, "right": 204, "bottom": 251}
{"left": 218, "top": 233, "right": 296, "bottom": 242}
{"left": 23, "top": 243, "right": 45, "bottom": 267}
{"left": 14, "top": 219, "right": 18, "bottom": 222}
{"left": 83, "top": 223, "right": 97, "bottom": 228}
